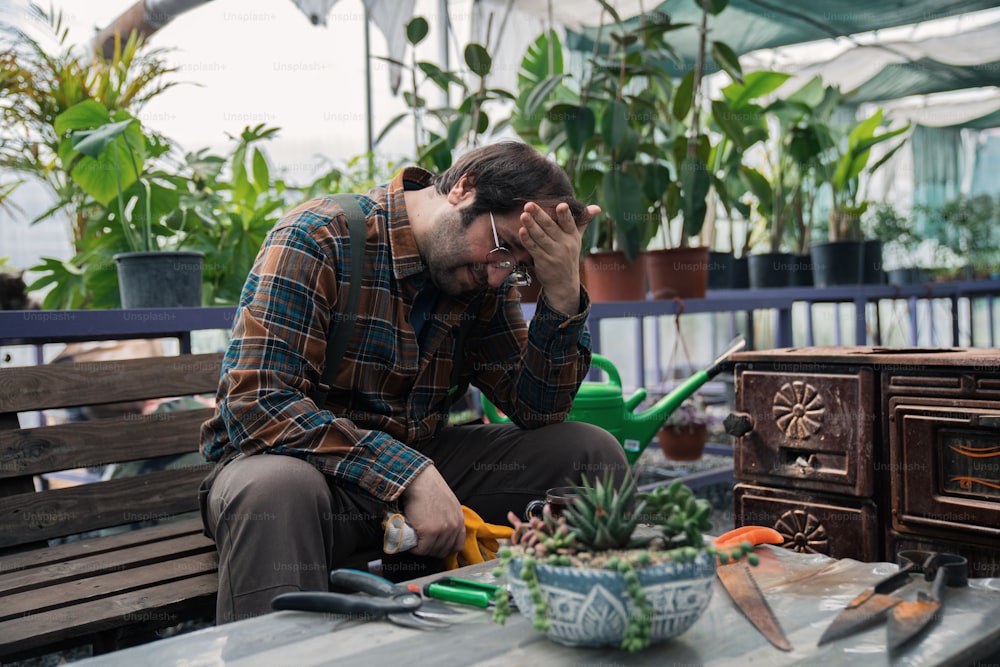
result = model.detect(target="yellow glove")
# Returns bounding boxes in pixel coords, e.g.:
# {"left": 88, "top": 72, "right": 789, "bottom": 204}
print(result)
{"left": 444, "top": 505, "right": 514, "bottom": 570}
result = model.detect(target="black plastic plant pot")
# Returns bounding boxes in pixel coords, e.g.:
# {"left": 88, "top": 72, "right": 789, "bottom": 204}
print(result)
{"left": 114, "top": 251, "right": 204, "bottom": 308}
{"left": 810, "top": 240, "right": 865, "bottom": 287}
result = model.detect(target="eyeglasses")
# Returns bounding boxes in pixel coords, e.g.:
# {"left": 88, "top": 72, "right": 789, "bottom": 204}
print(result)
{"left": 487, "top": 213, "right": 532, "bottom": 287}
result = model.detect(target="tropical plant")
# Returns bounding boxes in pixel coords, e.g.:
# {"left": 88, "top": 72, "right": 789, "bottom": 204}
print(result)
{"left": 375, "top": 16, "right": 514, "bottom": 171}
{"left": 821, "top": 105, "right": 910, "bottom": 241}
{"left": 493, "top": 474, "right": 756, "bottom": 652}
{"left": 869, "top": 202, "right": 922, "bottom": 271}
{"left": 732, "top": 76, "right": 835, "bottom": 255}
{"left": 0, "top": 4, "right": 178, "bottom": 250}
{"left": 921, "top": 194, "right": 1000, "bottom": 278}
{"left": 508, "top": 0, "right": 775, "bottom": 262}
{"left": 506, "top": 9, "right": 684, "bottom": 261}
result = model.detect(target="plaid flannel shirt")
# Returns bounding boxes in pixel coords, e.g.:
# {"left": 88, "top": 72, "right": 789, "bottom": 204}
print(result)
{"left": 200, "top": 167, "right": 593, "bottom": 503}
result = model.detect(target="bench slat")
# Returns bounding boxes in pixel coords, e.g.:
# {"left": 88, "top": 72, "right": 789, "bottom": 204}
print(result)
{"left": 0, "top": 571, "right": 218, "bottom": 658}
{"left": 2, "top": 550, "right": 218, "bottom": 621}
{"left": 0, "top": 353, "right": 223, "bottom": 412}
{"left": 0, "top": 408, "right": 213, "bottom": 478}
{"left": 0, "top": 517, "right": 208, "bottom": 573}
{"left": 0, "top": 467, "right": 212, "bottom": 548}
{"left": 0, "top": 532, "right": 216, "bottom": 599}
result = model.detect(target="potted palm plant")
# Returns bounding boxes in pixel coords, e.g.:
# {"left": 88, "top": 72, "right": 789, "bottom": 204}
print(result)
{"left": 492, "top": 474, "right": 758, "bottom": 651}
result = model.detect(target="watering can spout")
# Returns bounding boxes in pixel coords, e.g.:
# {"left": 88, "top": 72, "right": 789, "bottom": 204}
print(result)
{"left": 625, "top": 335, "right": 747, "bottom": 457}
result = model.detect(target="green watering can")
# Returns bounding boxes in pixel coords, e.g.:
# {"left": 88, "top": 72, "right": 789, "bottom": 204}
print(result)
{"left": 481, "top": 337, "right": 745, "bottom": 465}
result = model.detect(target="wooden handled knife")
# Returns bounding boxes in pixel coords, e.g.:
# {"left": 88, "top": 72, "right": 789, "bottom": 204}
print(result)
{"left": 713, "top": 526, "right": 792, "bottom": 652}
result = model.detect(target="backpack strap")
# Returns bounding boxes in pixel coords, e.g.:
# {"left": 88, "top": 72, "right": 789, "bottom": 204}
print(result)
{"left": 309, "top": 193, "right": 366, "bottom": 406}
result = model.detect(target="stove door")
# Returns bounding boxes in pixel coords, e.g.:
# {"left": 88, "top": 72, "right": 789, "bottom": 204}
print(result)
{"left": 732, "top": 365, "right": 876, "bottom": 496}
{"left": 888, "top": 398, "right": 1000, "bottom": 538}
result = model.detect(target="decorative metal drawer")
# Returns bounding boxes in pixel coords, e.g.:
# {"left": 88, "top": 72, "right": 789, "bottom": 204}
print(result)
{"left": 731, "top": 365, "right": 876, "bottom": 496}
{"left": 733, "top": 483, "right": 880, "bottom": 562}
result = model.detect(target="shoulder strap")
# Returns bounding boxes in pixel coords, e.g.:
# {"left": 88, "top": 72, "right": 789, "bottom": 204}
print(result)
{"left": 309, "top": 193, "right": 366, "bottom": 406}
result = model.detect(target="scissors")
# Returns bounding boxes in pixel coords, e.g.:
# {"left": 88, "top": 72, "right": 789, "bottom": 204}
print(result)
{"left": 818, "top": 550, "right": 968, "bottom": 649}
{"left": 271, "top": 568, "right": 450, "bottom": 630}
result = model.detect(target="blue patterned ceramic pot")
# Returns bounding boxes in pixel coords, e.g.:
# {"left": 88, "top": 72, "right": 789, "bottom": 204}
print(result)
{"left": 507, "top": 551, "right": 716, "bottom": 648}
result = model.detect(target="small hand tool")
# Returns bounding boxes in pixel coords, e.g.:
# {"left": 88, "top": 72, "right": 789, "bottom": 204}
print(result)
{"left": 271, "top": 568, "right": 450, "bottom": 630}
{"left": 887, "top": 551, "right": 967, "bottom": 652}
{"left": 712, "top": 526, "right": 793, "bottom": 652}
{"left": 817, "top": 550, "right": 967, "bottom": 650}
{"left": 423, "top": 576, "right": 513, "bottom": 609}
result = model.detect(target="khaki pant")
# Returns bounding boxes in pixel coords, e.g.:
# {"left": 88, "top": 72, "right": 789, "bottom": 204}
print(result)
{"left": 199, "top": 421, "right": 629, "bottom": 623}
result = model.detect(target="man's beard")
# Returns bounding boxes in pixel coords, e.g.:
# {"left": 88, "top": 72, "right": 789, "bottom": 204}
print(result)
{"left": 422, "top": 208, "right": 488, "bottom": 296}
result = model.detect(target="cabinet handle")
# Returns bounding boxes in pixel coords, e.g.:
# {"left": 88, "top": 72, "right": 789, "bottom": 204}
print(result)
{"left": 724, "top": 411, "right": 755, "bottom": 437}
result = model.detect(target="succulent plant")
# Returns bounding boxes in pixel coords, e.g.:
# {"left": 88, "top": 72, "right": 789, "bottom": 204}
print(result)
{"left": 640, "top": 478, "right": 714, "bottom": 549}
{"left": 562, "top": 473, "right": 645, "bottom": 551}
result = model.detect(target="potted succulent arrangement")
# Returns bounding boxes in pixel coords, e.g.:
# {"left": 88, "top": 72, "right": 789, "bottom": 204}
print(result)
{"left": 492, "top": 475, "right": 758, "bottom": 651}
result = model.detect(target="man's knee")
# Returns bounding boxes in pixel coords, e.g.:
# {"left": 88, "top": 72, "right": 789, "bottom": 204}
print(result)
{"left": 547, "top": 421, "right": 630, "bottom": 480}
{"left": 209, "top": 454, "right": 333, "bottom": 527}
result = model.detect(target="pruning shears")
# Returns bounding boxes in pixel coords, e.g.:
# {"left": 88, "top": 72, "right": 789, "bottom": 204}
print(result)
{"left": 272, "top": 568, "right": 453, "bottom": 630}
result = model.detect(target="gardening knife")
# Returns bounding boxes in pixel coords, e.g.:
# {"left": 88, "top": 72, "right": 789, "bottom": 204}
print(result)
{"left": 713, "top": 527, "right": 793, "bottom": 652}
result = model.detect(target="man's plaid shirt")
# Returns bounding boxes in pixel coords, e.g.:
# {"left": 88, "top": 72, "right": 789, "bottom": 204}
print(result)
{"left": 200, "top": 166, "right": 593, "bottom": 503}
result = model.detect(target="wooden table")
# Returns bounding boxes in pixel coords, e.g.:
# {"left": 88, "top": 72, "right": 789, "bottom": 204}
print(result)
{"left": 76, "top": 547, "right": 1000, "bottom": 666}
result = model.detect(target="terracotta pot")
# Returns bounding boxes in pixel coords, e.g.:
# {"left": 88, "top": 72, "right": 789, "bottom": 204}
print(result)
{"left": 643, "top": 246, "right": 709, "bottom": 300}
{"left": 657, "top": 423, "right": 708, "bottom": 462}
{"left": 581, "top": 251, "right": 647, "bottom": 302}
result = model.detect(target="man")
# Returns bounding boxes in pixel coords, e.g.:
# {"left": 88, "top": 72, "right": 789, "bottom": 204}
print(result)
{"left": 199, "top": 141, "right": 629, "bottom": 623}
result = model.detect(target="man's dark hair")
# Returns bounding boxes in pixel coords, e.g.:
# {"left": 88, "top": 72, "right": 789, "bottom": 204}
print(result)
{"left": 432, "top": 141, "right": 589, "bottom": 227}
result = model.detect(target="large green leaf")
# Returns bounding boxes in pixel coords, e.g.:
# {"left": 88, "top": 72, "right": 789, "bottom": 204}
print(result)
{"left": 560, "top": 105, "right": 596, "bottom": 153}
{"left": 601, "top": 100, "right": 629, "bottom": 148}
{"left": 673, "top": 70, "right": 695, "bottom": 122}
{"left": 601, "top": 168, "right": 645, "bottom": 261}
{"left": 518, "top": 30, "right": 564, "bottom": 91}
{"left": 406, "top": 17, "right": 428, "bottom": 45}
{"left": 725, "top": 70, "right": 790, "bottom": 110}
{"left": 711, "top": 41, "right": 743, "bottom": 84}
{"left": 251, "top": 147, "right": 270, "bottom": 193}
{"left": 642, "top": 162, "right": 672, "bottom": 203}
{"left": 702, "top": 0, "right": 729, "bottom": 14}
{"left": 680, "top": 156, "right": 710, "bottom": 238}
{"left": 785, "top": 75, "right": 827, "bottom": 108}
{"left": 53, "top": 99, "right": 110, "bottom": 134}
{"left": 464, "top": 43, "right": 492, "bottom": 77}
{"left": 69, "top": 119, "right": 135, "bottom": 157}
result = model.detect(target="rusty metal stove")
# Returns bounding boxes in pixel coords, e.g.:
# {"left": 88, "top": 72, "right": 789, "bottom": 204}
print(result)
{"left": 726, "top": 346, "right": 1000, "bottom": 577}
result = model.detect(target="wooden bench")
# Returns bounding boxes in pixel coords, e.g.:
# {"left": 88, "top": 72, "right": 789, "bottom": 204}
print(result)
{"left": 0, "top": 352, "right": 224, "bottom": 661}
